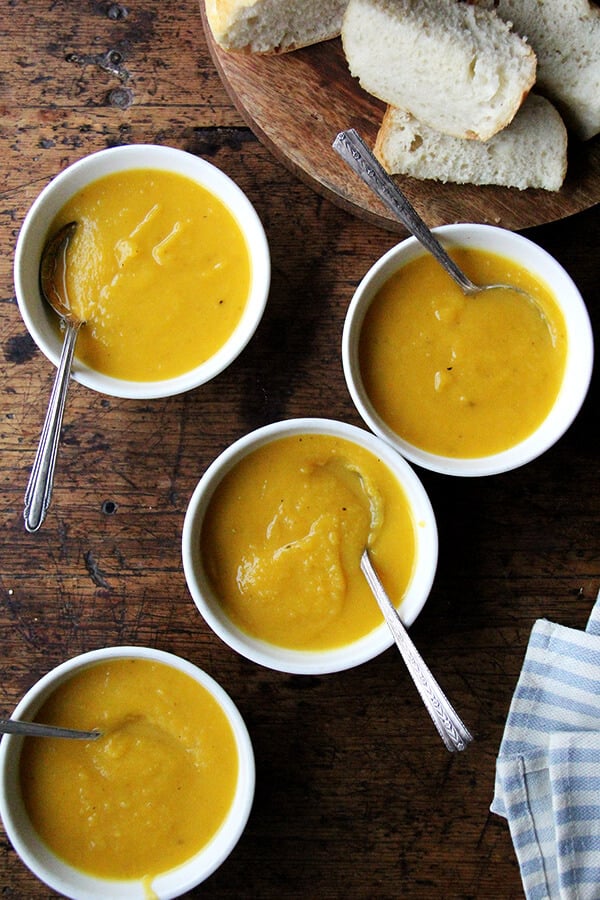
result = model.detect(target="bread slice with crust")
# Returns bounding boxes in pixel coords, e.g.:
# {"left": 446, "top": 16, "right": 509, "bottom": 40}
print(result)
{"left": 341, "top": 0, "right": 536, "bottom": 141}
{"left": 475, "top": 0, "right": 600, "bottom": 140}
{"left": 204, "top": 0, "right": 348, "bottom": 53}
{"left": 374, "top": 94, "right": 568, "bottom": 191}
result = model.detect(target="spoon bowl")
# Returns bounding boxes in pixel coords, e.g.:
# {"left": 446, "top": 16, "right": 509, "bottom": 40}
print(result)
{"left": 23, "top": 221, "right": 82, "bottom": 533}
{"left": 38, "top": 222, "right": 81, "bottom": 326}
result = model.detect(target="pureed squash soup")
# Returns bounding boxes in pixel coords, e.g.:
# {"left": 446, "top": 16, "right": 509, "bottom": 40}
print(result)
{"left": 19, "top": 658, "right": 239, "bottom": 883}
{"left": 201, "top": 433, "right": 416, "bottom": 650}
{"left": 47, "top": 168, "right": 251, "bottom": 381}
{"left": 359, "top": 247, "right": 568, "bottom": 458}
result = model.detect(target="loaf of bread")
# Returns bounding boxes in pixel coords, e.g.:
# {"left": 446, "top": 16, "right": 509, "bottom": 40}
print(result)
{"left": 341, "top": 0, "right": 536, "bottom": 141}
{"left": 374, "top": 94, "right": 568, "bottom": 191}
{"left": 475, "top": 0, "right": 600, "bottom": 140}
{"left": 204, "top": 0, "right": 348, "bottom": 53}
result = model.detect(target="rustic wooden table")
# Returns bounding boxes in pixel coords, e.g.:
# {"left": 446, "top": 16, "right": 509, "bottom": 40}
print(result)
{"left": 0, "top": 3, "right": 598, "bottom": 898}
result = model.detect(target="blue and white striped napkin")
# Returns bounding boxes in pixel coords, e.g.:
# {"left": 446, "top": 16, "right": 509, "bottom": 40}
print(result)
{"left": 492, "top": 591, "right": 600, "bottom": 899}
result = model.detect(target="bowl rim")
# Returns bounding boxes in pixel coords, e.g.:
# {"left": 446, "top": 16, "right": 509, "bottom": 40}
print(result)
{"left": 14, "top": 143, "right": 271, "bottom": 399}
{"left": 182, "top": 416, "right": 438, "bottom": 675}
{"left": 342, "top": 223, "right": 594, "bottom": 477}
{"left": 0, "top": 645, "right": 255, "bottom": 900}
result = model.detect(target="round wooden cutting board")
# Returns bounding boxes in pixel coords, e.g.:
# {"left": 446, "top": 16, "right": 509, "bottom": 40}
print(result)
{"left": 200, "top": 9, "right": 600, "bottom": 235}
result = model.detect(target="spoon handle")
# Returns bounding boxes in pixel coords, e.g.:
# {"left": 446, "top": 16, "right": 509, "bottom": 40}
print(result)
{"left": 24, "top": 321, "right": 81, "bottom": 533}
{"left": 361, "top": 550, "right": 473, "bottom": 752}
{"left": 332, "top": 129, "right": 478, "bottom": 295}
{"left": 0, "top": 718, "right": 100, "bottom": 740}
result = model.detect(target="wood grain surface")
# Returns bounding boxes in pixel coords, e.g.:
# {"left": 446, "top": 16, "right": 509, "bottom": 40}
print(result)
{"left": 0, "top": 3, "right": 598, "bottom": 899}
{"left": 201, "top": 9, "right": 600, "bottom": 234}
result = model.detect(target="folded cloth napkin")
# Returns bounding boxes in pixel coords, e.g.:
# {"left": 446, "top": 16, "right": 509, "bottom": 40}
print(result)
{"left": 492, "top": 590, "right": 600, "bottom": 900}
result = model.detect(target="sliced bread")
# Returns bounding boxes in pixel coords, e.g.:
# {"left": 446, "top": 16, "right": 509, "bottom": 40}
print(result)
{"left": 475, "top": 0, "right": 600, "bottom": 140}
{"left": 341, "top": 0, "right": 536, "bottom": 141}
{"left": 204, "top": 0, "right": 348, "bottom": 54}
{"left": 374, "top": 94, "right": 568, "bottom": 191}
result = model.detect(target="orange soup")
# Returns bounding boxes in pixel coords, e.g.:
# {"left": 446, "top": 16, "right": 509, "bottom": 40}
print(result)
{"left": 201, "top": 433, "right": 416, "bottom": 650}
{"left": 359, "top": 248, "right": 567, "bottom": 458}
{"left": 19, "top": 659, "right": 239, "bottom": 882}
{"left": 48, "top": 169, "right": 251, "bottom": 381}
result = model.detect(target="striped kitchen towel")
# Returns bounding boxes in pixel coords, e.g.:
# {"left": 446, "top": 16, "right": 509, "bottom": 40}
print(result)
{"left": 492, "top": 591, "right": 600, "bottom": 899}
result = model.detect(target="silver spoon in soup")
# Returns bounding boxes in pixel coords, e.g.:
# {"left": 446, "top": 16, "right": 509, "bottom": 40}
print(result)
{"left": 24, "top": 221, "right": 83, "bottom": 533}
{"left": 359, "top": 549, "right": 473, "bottom": 752}
{"left": 0, "top": 718, "right": 101, "bottom": 741}
{"left": 329, "top": 458, "right": 473, "bottom": 752}
{"left": 333, "top": 129, "right": 545, "bottom": 318}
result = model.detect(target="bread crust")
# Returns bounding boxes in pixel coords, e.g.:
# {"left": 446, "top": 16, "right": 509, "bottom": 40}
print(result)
{"left": 374, "top": 94, "right": 568, "bottom": 191}
{"left": 205, "top": 0, "right": 346, "bottom": 54}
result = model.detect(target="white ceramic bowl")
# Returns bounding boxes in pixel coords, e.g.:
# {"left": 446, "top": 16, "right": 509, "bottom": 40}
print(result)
{"left": 14, "top": 144, "right": 270, "bottom": 399}
{"left": 0, "top": 646, "right": 255, "bottom": 899}
{"left": 182, "top": 418, "right": 438, "bottom": 675}
{"left": 342, "top": 224, "right": 594, "bottom": 477}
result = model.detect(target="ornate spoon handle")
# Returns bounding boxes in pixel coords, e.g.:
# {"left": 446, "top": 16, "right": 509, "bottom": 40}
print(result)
{"left": 333, "top": 128, "right": 478, "bottom": 295}
{"left": 24, "top": 321, "right": 81, "bottom": 533}
{"left": 361, "top": 550, "right": 473, "bottom": 752}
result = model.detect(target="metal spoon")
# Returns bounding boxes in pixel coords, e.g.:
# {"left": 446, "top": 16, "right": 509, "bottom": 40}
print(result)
{"left": 329, "top": 457, "right": 472, "bottom": 751}
{"left": 360, "top": 550, "right": 473, "bottom": 752}
{"left": 0, "top": 718, "right": 101, "bottom": 741}
{"left": 333, "top": 129, "right": 543, "bottom": 311}
{"left": 24, "top": 221, "right": 82, "bottom": 533}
